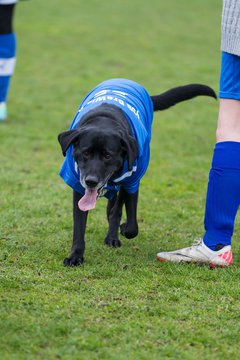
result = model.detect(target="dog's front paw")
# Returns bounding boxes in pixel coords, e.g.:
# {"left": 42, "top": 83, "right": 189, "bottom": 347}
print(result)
{"left": 120, "top": 222, "right": 138, "bottom": 239}
{"left": 63, "top": 255, "right": 84, "bottom": 267}
{"left": 104, "top": 236, "right": 122, "bottom": 248}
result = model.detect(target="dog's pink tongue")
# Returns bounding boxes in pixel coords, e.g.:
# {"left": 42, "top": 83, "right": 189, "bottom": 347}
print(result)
{"left": 78, "top": 189, "right": 98, "bottom": 211}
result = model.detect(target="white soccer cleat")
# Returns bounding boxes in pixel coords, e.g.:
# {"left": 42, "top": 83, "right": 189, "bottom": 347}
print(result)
{"left": 157, "top": 238, "right": 233, "bottom": 267}
{"left": 0, "top": 102, "right": 7, "bottom": 121}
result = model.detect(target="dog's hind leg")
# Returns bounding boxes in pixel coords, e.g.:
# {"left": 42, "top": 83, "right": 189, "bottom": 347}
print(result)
{"left": 105, "top": 189, "right": 124, "bottom": 248}
{"left": 120, "top": 190, "right": 139, "bottom": 239}
{"left": 63, "top": 190, "right": 88, "bottom": 267}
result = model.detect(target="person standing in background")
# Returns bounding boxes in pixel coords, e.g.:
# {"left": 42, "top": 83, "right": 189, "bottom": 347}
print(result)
{"left": 0, "top": 0, "right": 17, "bottom": 121}
{"left": 157, "top": 0, "right": 240, "bottom": 267}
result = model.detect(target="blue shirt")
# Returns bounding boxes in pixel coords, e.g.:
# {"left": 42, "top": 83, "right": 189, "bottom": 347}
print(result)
{"left": 59, "top": 78, "right": 154, "bottom": 199}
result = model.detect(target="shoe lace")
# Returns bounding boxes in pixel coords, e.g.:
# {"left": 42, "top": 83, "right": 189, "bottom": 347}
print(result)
{"left": 191, "top": 238, "right": 202, "bottom": 248}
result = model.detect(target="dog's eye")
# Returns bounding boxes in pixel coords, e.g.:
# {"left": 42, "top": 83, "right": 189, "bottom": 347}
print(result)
{"left": 103, "top": 152, "right": 111, "bottom": 160}
{"left": 82, "top": 150, "right": 90, "bottom": 158}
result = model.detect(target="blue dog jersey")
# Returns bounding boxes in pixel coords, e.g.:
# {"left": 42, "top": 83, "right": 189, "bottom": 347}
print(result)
{"left": 59, "top": 78, "right": 154, "bottom": 199}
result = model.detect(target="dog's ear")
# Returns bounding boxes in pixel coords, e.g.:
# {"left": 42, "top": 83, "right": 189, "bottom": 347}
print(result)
{"left": 121, "top": 134, "right": 138, "bottom": 171}
{"left": 58, "top": 129, "right": 81, "bottom": 156}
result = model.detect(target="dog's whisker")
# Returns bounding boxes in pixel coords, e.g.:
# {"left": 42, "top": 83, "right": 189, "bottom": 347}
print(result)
{"left": 97, "top": 172, "right": 114, "bottom": 197}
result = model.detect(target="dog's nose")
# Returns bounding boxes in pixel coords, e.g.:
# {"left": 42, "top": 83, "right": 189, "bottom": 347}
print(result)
{"left": 85, "top": 175, "right": 99, "bottom": 188}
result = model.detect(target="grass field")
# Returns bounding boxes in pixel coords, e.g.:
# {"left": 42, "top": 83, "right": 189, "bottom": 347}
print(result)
{"left": 1, "top": 0, "right": 240, "bottom": 359}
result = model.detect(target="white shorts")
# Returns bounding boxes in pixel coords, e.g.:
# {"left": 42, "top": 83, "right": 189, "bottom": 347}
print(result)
{"left": 0, "top": 0, "right": 17, "bottom": 4}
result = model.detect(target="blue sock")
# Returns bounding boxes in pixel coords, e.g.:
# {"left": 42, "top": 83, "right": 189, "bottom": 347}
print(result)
{"left": 203, "top": 141, "right": 240, "bottom": 250}
{"left": 0, "top": 32, "right": 16, "bottom": 102}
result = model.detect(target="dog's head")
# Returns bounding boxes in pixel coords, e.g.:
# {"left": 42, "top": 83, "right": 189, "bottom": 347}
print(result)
{"left": 58, "top": 104, "right": 138, "bottom": 208}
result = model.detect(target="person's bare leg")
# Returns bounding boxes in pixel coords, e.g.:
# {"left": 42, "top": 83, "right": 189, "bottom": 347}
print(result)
{"left": 216, "top": 99, "right": 240, "bottom": 142}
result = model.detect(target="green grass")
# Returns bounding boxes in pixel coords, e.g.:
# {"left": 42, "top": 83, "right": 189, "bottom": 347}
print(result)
{"left": 1, "top": 0, "right": 240, "bottom": 359}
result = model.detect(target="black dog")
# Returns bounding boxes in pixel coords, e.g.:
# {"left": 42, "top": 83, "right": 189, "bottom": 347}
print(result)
{"left": 58, "top": 79, "right": 216, "bottom": 266}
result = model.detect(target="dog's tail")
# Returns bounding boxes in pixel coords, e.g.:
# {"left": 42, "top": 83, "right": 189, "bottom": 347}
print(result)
{"left": 151, "top": 84, "right": 217, "bottom": 111}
